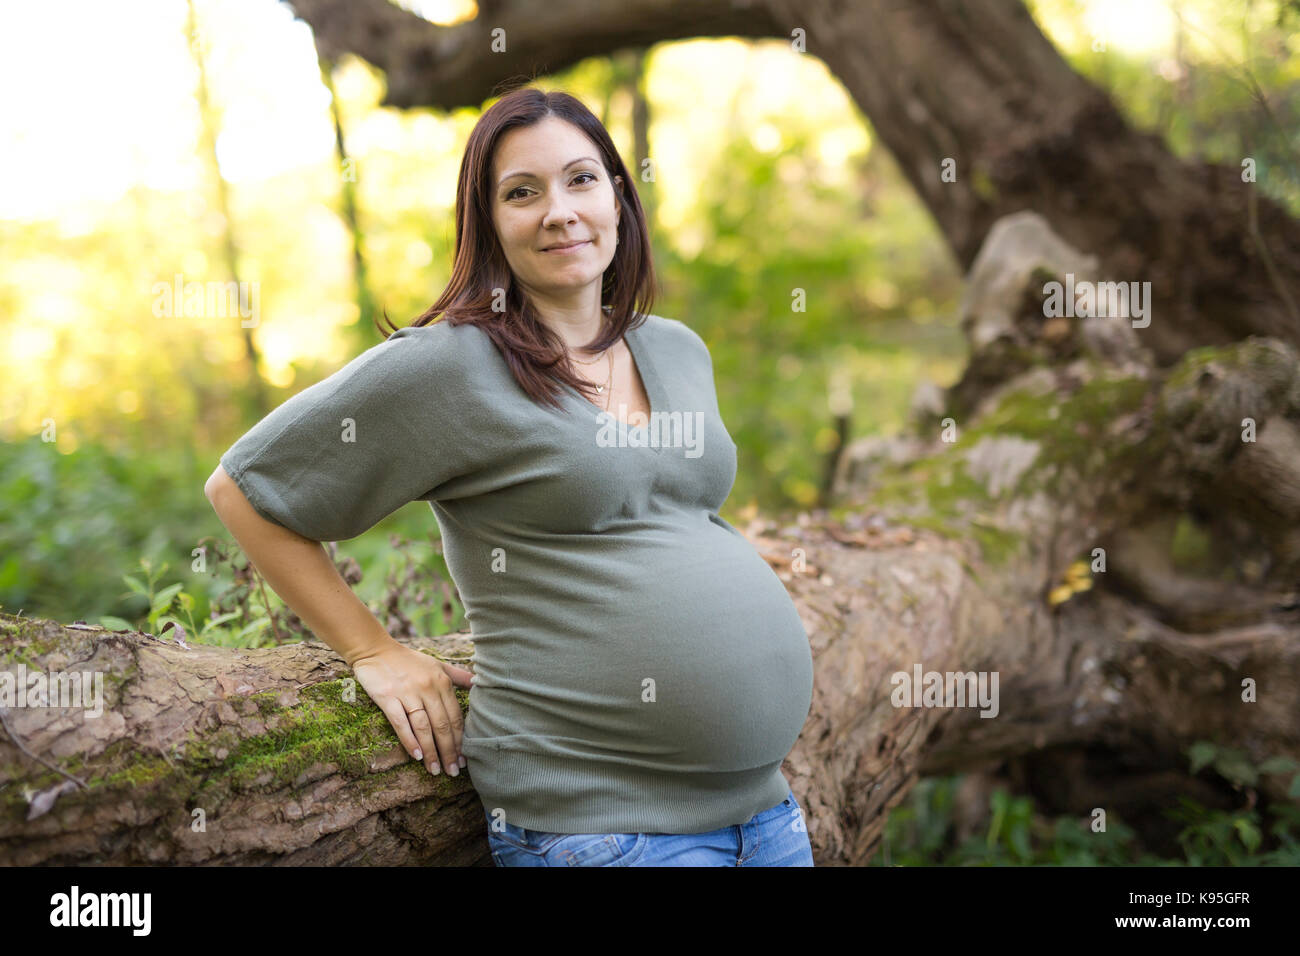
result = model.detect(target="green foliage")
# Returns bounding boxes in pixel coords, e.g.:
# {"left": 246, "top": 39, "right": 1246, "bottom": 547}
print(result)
{"left": 652, "top": 123, "right": 965, "bottom": 513}
{"left": 0, "top": 426, "right": 468, "bottom": 635}
{"left": 875, "top": 775, "right": 1150, "bottom": 867}
{"left": 0, "top": 434, "right": 211, "bottom": 620}
{"left": 875, "top": 743, "right": 1300, "bottom": 866}
{"left": 1030, "top": 0, "right": 1300, "bottom": 215}
{"left": 1187, "top": 740, "right": 1300, "bottom": 795}
{"left": 118, "top": 558, "right": 189, "bottom": 638}
{"left": 88, "top": 528, "right": 466, "bottom": 651}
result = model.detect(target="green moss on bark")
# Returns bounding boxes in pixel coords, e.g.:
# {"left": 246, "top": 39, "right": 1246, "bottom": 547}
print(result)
{"left": 864, "top": 365, "right": 1154, "bottom": 566}
{"left": 184, "top": 680, "right": 471, "bottom": 796}
{"left": 1, "top": 674, "right": 473, "bottom": 824}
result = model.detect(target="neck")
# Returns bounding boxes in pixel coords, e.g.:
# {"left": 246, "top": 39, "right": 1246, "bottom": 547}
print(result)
{"left": 526, "top": 287, "right": 609, "bottom": 351}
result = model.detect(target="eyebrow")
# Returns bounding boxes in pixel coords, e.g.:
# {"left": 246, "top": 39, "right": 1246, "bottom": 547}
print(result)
{"left": 497, "top": 157, "right": 599, "bottom": 188}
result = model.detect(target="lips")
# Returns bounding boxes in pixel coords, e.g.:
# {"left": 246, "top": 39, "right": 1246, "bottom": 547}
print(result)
{"left": 542, "top": 239, "right": 590, "bottom": 251}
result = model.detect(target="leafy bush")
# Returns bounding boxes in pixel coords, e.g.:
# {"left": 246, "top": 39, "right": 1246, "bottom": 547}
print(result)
{"left": 873, "top": 743, "right": 1300, "bottom": 866}
{"left": 0, "top": 435, "right": 210, "bottom": 619}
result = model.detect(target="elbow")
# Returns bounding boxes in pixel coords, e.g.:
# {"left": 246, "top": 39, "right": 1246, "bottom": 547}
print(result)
{"left": 204, "top": 466, "right": 231, "bottom": 504}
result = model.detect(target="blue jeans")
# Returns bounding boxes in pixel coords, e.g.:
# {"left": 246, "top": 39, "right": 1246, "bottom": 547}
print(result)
{"left": 484, "top": 787, "right": 814, "bottom": 866}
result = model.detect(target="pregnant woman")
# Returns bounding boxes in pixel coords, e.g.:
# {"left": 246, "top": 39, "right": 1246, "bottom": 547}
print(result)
{"left": 206, "top": 87, "right": 815, "bottom": 866}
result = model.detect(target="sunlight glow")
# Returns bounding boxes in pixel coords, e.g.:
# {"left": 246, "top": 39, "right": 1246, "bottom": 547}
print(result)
{"left": 0, "top": 0, "right": 336, "bottom": 221}
{"left": 390, "top": 0, "right": 479, "bottom": 26}
{"left": 1081, "top": 0, "right": 1178, "bottom": 54}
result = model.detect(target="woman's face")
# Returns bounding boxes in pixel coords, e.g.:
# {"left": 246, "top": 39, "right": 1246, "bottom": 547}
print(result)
{"left": 491, "top": 115, "right": 622, "bottom": 305}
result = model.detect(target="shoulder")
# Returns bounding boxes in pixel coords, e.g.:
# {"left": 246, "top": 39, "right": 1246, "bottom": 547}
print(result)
{"left": 364, "top": 320, "right": 493, "bottom": 387}
{"left": 637, "top": 313, "right": 711, "bottom": 362}
{"left": 382, "top": 319, "right": 484, "bottom": 357}
{"left": 278, "top": 322, "right": 492, "bottom": 420}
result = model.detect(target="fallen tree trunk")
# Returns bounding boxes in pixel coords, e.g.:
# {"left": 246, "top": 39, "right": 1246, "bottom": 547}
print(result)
{"left": 0, "top": 622, "right": 489, "bottom": 865}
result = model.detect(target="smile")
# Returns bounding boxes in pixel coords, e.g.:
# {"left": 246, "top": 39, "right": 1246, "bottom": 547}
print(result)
{"left": 541, "top": 240, "right": 591, "bottom": 254}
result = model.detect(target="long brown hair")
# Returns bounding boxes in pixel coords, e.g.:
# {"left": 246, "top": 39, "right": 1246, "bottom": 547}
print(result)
{"left": 377, "top": 86, "right": 657, "bottom": 410}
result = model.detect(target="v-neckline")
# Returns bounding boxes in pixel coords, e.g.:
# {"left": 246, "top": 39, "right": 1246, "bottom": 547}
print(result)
{"left": 562, "top": 318, "right": 668, "bottom": 456}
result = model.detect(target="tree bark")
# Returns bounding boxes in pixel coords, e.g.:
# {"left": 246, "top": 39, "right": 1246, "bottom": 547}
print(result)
{"left": 0, "top": 619, "right": 489, "bottom": 865}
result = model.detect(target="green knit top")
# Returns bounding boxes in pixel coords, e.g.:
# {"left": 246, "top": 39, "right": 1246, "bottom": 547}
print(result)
{"left": 219, "top": 313, "right": 814, "bottom": 834}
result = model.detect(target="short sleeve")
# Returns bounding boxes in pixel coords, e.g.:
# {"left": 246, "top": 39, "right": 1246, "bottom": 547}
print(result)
{"left": 661, "top": 316, "right": 724, "bottom": 411}
{"left": 218, "top": 325, "right": 475, "bottom": 542}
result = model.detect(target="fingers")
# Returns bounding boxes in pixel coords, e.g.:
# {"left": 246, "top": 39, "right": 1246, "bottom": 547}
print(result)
{"left": 439, "top": 661, "right": 475, "bottom": 688}
{"left": 375, "top": 698, "right": 425, "bottom": 765}
{"left": 401, "top": 700, "right": 442, "bottom": 775}
{"left": 420, "top": 679, "right": 463, "bottom": 777}
{"left": 436, "top": 675, "right": 466, "bottom": 770}
{"left": 355, "top": 653, "right": 468, "bottom": 778}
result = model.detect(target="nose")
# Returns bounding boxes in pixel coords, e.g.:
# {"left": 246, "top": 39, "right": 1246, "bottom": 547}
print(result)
{"left": 541, "top": 196, "right": 578, "bottom": 229}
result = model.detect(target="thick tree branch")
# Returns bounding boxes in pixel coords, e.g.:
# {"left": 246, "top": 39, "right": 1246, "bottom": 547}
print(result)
{"left": 287, "top": 0, "right": 1300, "bottom": 365}
{"left": 288, "top": 0, "right": 785, "bottom": 109}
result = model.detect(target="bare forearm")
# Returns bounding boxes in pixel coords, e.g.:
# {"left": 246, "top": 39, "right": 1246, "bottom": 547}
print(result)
{"left": 205, "top": 470, "right": 397, "bottom": 667}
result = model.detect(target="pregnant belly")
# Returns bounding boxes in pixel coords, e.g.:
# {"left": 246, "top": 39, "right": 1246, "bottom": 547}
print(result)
{"left": 479, "top": 524, "right": 816, "bottom": 772}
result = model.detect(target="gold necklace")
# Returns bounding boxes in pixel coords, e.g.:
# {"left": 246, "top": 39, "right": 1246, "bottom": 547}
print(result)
{"left": 566, "top": 351, "right": 611, "bottom": 411}
{"left": 569, "top": 347, "right": 608, "bottom": 366}
{"left": 591, "top": 349, "right": 613, "bottom": 409}
{"left": 569, "top": 341, "right": 615, "bottom": 409}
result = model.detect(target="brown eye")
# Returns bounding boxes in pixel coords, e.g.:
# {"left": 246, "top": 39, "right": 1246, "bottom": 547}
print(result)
{"left": 506, "top": 173, "right": 595, "bottom": 201}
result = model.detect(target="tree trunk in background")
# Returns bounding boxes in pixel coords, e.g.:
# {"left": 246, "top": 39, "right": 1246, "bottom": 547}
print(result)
{"left": 319, "top": 58, "right": 378, "bottom": 339}
{"left": 287, "top": 0, "right": 1300, "bottom": 366}
{"left": 624, "top": 48, "right": 657, "bottom": 230}
{"left": 188, "top": 0, "right": 270, "bottom": 419}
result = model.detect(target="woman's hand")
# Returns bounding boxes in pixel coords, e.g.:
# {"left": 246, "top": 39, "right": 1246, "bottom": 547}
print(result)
{"left": 350, "top": 642, "right": 473, "bottom": 776}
